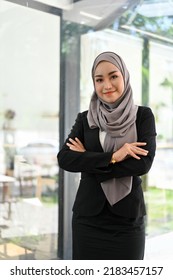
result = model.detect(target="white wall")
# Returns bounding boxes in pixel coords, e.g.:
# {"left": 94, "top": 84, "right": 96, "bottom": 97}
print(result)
{"left": 0, "top": 1, "right": 60, "bottom": 138}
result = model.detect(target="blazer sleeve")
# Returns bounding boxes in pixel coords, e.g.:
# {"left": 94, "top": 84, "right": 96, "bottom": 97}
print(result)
{"left": 96, "top": 106, "right": 157, "bottom": 183}
{"left": 57, "top": 112, "right": 113, "bottom": 173}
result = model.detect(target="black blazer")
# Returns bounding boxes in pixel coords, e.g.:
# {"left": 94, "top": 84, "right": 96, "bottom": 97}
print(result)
{"left": 58, "top": 106, "right": 156, "bottom": 218}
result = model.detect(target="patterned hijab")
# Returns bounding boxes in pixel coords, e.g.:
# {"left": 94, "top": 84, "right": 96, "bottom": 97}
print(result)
{"left": 87, "top": 51, "right": 138, "bottom": 205}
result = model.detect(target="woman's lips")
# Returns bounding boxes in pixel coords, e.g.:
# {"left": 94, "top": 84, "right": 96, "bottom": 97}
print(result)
{"left": 104, "top": 91, "right": 115, "bottom": 95}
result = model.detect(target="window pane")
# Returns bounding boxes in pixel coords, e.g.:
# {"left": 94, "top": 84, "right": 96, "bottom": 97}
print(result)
{"left": 0, "top": 1, "right": 60, "bottom": 260}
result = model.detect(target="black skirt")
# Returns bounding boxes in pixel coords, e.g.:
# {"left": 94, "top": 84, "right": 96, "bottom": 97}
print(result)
{"left": 72, "top": 203, "right": 145, "bottom": 260}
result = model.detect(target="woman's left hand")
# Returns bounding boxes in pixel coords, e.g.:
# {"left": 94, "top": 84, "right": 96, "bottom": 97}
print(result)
{"left": 66, "top": 137, "right": 86, "bottom": 152}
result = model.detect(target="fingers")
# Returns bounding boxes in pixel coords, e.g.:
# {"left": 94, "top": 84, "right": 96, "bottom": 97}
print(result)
{"left": 131, "top": 146, "right": 148, "bottom": 155}
{"left": 66, "top": 137, "right": 86, "bottom": 152}
{"left": 113, "top": 142, "right": 149, "bottom": 162}
{"left": 131, "top": 142, "right": 147, "bottom": 147}
{"left": 74, "top": 137, "right": 83, "bottom": 145}
{"left": 128, "top": 149, "right": 147, "bottom": 160}
{"left": 124, "top": 142, "right": 148, "bottom": 160}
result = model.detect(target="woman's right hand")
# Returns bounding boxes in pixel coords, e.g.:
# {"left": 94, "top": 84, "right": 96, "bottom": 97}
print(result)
{"left": 66, "top": 137, "right": 86, "bottom": 152}
{"left": 111, "top": 142, "right": 148, "bottom": 163}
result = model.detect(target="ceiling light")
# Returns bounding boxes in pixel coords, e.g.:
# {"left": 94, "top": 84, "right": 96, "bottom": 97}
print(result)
{"left": 80, "top": 11, "right": 103, "bottom": 21}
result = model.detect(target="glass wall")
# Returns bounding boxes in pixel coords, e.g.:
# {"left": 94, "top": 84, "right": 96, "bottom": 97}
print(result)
{"left": 147, "top": 42, "right": 173, "bottom": 247}
{"left": 1, "top": 0, "right": 173, "bottom": 260}
{"left": 80, "top": 30, "right": 173, "bottom": 259}
{"left": 0, "top": 1, "right": 60, "bottom": 259}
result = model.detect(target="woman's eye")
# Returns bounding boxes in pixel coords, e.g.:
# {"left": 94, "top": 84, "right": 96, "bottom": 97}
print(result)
{"left": 95, "top": 78, "right": 103, "bottom": 83}
{"left": 111, "top": 75, "right": 118, "bottom": 80}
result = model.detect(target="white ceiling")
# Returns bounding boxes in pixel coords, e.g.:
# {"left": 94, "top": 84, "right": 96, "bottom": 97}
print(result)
{"left": 30, "top": 1, "right": 173, "bottom": 25}
{"left": 63, "top": 0, "right": 140, "bottom": 28}
{"left": 34, "top": 0, "right": 73, "bottom": 9}
{"left": 3, "top": 0, "right": 173, "bottom": 28}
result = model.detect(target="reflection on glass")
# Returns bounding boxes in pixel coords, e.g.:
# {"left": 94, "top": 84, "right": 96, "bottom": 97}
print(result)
{"left": 0, "top": 1, "right": 59, "bottom": 260}
{"left": 0, "top": 0, "right": 173, "bottom": 260}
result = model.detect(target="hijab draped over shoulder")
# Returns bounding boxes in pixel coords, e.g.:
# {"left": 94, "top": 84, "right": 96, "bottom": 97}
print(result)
{"left": 87, "top": 51, "right": 138, "bottom": 205}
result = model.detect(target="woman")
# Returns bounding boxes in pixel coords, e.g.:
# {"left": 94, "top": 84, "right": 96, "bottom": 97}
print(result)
{"left": 58, "top": 51, "right": 156, "bottom": 260}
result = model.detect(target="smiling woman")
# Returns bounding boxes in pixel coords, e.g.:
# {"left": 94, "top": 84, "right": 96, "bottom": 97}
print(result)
{"left": 1, "top": 0, "right": 172, "bottom": 262}
{"left": 58, "top": 51, "right": 156, "bottom": 260}
{"left": 94, "top": 62, "right": 125, "bottom": 104}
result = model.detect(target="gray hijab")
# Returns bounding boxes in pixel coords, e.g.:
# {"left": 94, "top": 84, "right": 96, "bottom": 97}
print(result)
{"left": 87, "top": 51, "right": 138, "bottom": 205}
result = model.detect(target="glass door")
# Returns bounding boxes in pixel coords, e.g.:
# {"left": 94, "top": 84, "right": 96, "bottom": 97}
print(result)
{"left": 0, "top": 0, "right": 60, "bottom": 260}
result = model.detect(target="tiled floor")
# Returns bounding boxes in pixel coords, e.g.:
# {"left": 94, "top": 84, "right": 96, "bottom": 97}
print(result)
{"left": 145, "top": 231, "right": 173, "bottom": 260}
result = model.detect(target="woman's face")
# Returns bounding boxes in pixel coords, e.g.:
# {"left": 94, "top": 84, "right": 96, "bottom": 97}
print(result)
{"left": 94, "top": 61, "right": 125, "bottom": 104}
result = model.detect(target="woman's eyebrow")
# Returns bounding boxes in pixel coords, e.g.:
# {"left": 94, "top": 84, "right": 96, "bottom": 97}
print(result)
{"left": 108, "top": 70, "right": 118, "bottom": 76}
{"left": 94, "top": 70, "right": 118, "bottom": 77}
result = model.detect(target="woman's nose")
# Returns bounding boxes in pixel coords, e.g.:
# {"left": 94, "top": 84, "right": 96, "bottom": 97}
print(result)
{"left": 104, "top": 80, "right": 112, "bottom": 89}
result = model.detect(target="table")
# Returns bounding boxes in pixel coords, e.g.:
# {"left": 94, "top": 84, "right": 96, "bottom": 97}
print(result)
{"left": 0, "top": 174, "right": 16, "bottom": 219}
{"left": 0, "top": 174, "right": 15, "bottom": 183}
